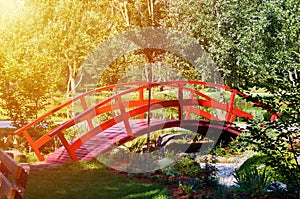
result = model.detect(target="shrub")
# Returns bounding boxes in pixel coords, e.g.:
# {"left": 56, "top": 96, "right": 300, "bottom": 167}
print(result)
{"left": 233, "top": 166, "right": 271, "bottom": 197}
{"left": 242, "top": 54, "right": 300, "bottom": 197}
{"left": 173, "top": 156, "right": 204, "bottom": 177}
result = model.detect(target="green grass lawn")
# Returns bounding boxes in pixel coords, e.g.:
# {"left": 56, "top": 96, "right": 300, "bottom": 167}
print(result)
{"left": 25, "top": 160, "right": 169, "bottom": 199}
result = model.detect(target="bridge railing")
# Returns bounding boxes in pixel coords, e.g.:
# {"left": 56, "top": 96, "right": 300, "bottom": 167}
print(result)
{"left": 14, "top": 81, "right": 277, "bottom": 161}
{"left": 14, "top": 82, "right": 148, "bottom": 161}
{"left": 47, "top": 81, "right": 260, "bottom": 161}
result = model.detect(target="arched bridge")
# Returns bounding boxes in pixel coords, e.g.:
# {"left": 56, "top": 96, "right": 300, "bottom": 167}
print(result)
{"left": 14, "top": 81, "right": 277, "bottom": 164}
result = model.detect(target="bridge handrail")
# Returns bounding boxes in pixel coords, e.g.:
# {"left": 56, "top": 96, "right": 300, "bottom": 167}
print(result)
{"left": 13, "top": 80, "right": 240, "bottom": 135}
{"left": 13, "top": 80, "right": 277, "bottom": 161}
{"left": 172, "top": 80, "right": 279, "bottom": 120}
{"left": 39, "top": 82, "right": 253, "bottom": 160}
{"left": 14, "top": 81, "right": 148, "bottom": 135}
{"left": 44, "top": 81, "right": 228, "bottom": 134}
{"left": 72, "top": 98, "right": 251, "bottom": 144}
{"left": 13, "top": 82, "right": 148, "bottom": 161}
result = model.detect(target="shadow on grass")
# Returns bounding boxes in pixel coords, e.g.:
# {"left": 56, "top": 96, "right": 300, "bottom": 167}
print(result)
{"left": 25, "top": 159, "right": 169, "bottom": 199}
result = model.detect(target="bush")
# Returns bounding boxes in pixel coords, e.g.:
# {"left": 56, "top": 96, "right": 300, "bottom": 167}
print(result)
{"left": 244, "top": 119, "right": 300, "bottom": 194}
{"left": 237, "top": 154, "right": 281, "bottom": 180}
{"left": 242, "top": 58, "right": 300, "bottom": 198}
{"left": 173, "top": 156, "right": 204, "bottom": 177}
{"left": 233, "top": 166, "right": 271, "bottom": 197}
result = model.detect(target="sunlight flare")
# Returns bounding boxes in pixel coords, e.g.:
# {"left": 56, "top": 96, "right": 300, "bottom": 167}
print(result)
{"left": 0, "top": 0, "right": 24, "bottom": 19}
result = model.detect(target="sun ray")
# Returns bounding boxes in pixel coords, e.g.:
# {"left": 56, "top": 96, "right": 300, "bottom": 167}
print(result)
{"left": 0, "top": 0, "right": 24, "bottom": 19}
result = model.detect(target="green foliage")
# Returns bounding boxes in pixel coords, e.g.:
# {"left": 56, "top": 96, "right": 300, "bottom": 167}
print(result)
{"left": 124, "top": 136, "right": 147, "bottom": 153}
{"left": 165, "top": 0, "right": 300, "bottom": 88}
{"left": 233, "top": 166, "right": 271, "bottom": 197}
{"left": 173, "top": 156, "right": 204, "bottom": 177}
{"left": 0, "top": 60, "right": 54, "bottom": 127}
{"left": 23, "top": 152, "right": 40, "bottom": 163}
{"left": 179, "top": 182, "right": 193, "bottom": 195}
{"left": 0, "top": 129, "right": 17, "bottom": 150}
{"left": 237, "top": 154, "right": 290, "bottom": 187}
{"left": 0, "top": 1, "right": 63, "bottom": 127}
{"left": 210, "top": 139, "right": 244, "bottom": 158}
{"left": 244, "top": 94, "right": 300, "bottom": 196}
{"left": 238, "top": 154, "right": 269, "bottom": 173}
{"left": 244, "top": 111, "right": 300, "bottom": 197}
{"left": 0, "top": 0, "right": 123, "bottom": 126}
{"left": 160, "top": 155, "right": 217, "bottom": 187}
{"left": 239, "top": 40, "right": 300, "bottom": 198}
{"left": 216, "top": 184, "right": 234, "bottom": 199}
{"left": 210, "top": 131, "right": 257, "bottom": 159}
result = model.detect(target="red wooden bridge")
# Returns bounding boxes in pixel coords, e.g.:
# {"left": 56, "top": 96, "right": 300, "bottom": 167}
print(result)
{"left": 14, "top": 81, "right": 277, "bottom": 164}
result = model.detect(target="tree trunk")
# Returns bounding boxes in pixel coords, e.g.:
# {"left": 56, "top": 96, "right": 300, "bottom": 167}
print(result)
{"left": 66, "top": 63, "right": 76, "bottom": 98}
{"left": 66, "top": 63, "right": 76, "bottom": 118}
{"left": 147, "top": 0, "right": 155, "bottom": 26}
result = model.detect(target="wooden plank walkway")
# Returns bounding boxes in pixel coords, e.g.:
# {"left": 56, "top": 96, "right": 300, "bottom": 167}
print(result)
{"left": 44, "top": 119, "right": 239, "bottom": 164}
{"left": 44, "top": 119, "right": 162, "bottom": 164}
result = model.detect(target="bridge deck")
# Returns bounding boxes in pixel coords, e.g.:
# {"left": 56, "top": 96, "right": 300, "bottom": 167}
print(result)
{"left": 44, "top": 119, "right": 239, "bottom": 164}
{"left": 45, "top": 120, "right": 159, "bottom": 164}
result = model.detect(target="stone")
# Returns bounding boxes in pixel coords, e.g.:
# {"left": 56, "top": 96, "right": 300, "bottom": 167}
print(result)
{"left": 267, "top": 181, "right": 287, "bottom": 192}
{"left": 215, "top": 156, "right": 227, "bottom": 163}
{"left": 200, "top": 154, "right": 217, "bottom": 163}
{"left": 177, "top": 152, "right": 189, "bottom": 158}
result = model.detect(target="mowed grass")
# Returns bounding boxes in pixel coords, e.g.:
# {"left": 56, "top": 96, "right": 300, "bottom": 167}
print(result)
{"left": 25, "top": 160, "right": 170, "bottom": 199}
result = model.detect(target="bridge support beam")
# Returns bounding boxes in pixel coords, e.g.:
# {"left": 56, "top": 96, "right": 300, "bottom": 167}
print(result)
{"left": 178, "top": 84, "right": 183, "bottom": 121}
{"left": 226, "top": 90, "right": 236, "bottom": 122}
{"left": 117, "top": 96, "right": 132, "bottom": 136}
{"left": 22, "top": 130, "right": 44, "bottom": 161}
{"left": 57, "top": 133, "right": 78, "bottom": 161}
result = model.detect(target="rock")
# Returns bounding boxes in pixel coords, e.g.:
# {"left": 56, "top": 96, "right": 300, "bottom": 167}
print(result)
{"left": 200, "top": 154, "right": 217, "bottom": 163}
{"left": 177, "top": 152, "right": 189, "bottom": 158}
{"left": 267, "top": 181, "right": 287, "bottom": 192}
{"left": 215, "top": 156, "right": 227, "bottom": 163}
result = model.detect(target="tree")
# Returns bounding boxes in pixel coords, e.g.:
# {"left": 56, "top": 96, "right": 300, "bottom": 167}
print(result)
{"left": 33, "top": 0, "right": 123, "bottom": 98}
{"left": 163, "top": 0, "right": 299, "bottom": 88}
{"left": 0, "top": 0, "right": 59, "bottom": 126}
{"left": 0, "top": 0, "right": 124, "bottom": 124}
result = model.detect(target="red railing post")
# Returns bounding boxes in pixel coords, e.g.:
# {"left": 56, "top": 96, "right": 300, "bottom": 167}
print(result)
{"left": 270, "top": 114, "right": 277, "bottom": 122}
{"left": 225, "top": 90, "right": 236, "bottom": 122}
{"left": 22, "top": 130, "right": 44, "bottom": 161}
{"left": 185, "top": 92, "right": 195, "bottom": 120}
{"left": 139, "top": 88, "right": 144, "bottom": 119}
{"left": 178, "top": 84, "right": 183, "bottom": 121}
{"left": 117, "top": 96, "right": 132, "bottom": 136}
{"left": 80, "top": 96, "right": 94, "bottom": 130}
{"left": 229, "top": 114, "right": 236, "bottom": 123}
{"left": 57, "top": 132, "right": 78, "bottom": 161}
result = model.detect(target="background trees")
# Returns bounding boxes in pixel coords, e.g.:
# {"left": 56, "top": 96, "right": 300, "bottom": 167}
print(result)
{"left": 0, "top": 0, "right": 123, "bottom": 125}
{"left": 164, "top": 0, "right": 299, "bottom": 88}
{"left": 0, "top": 0, "right": 299, "bottom": 127}
{"left": 0, "top": 0, "right": 59, "bottom": 126}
